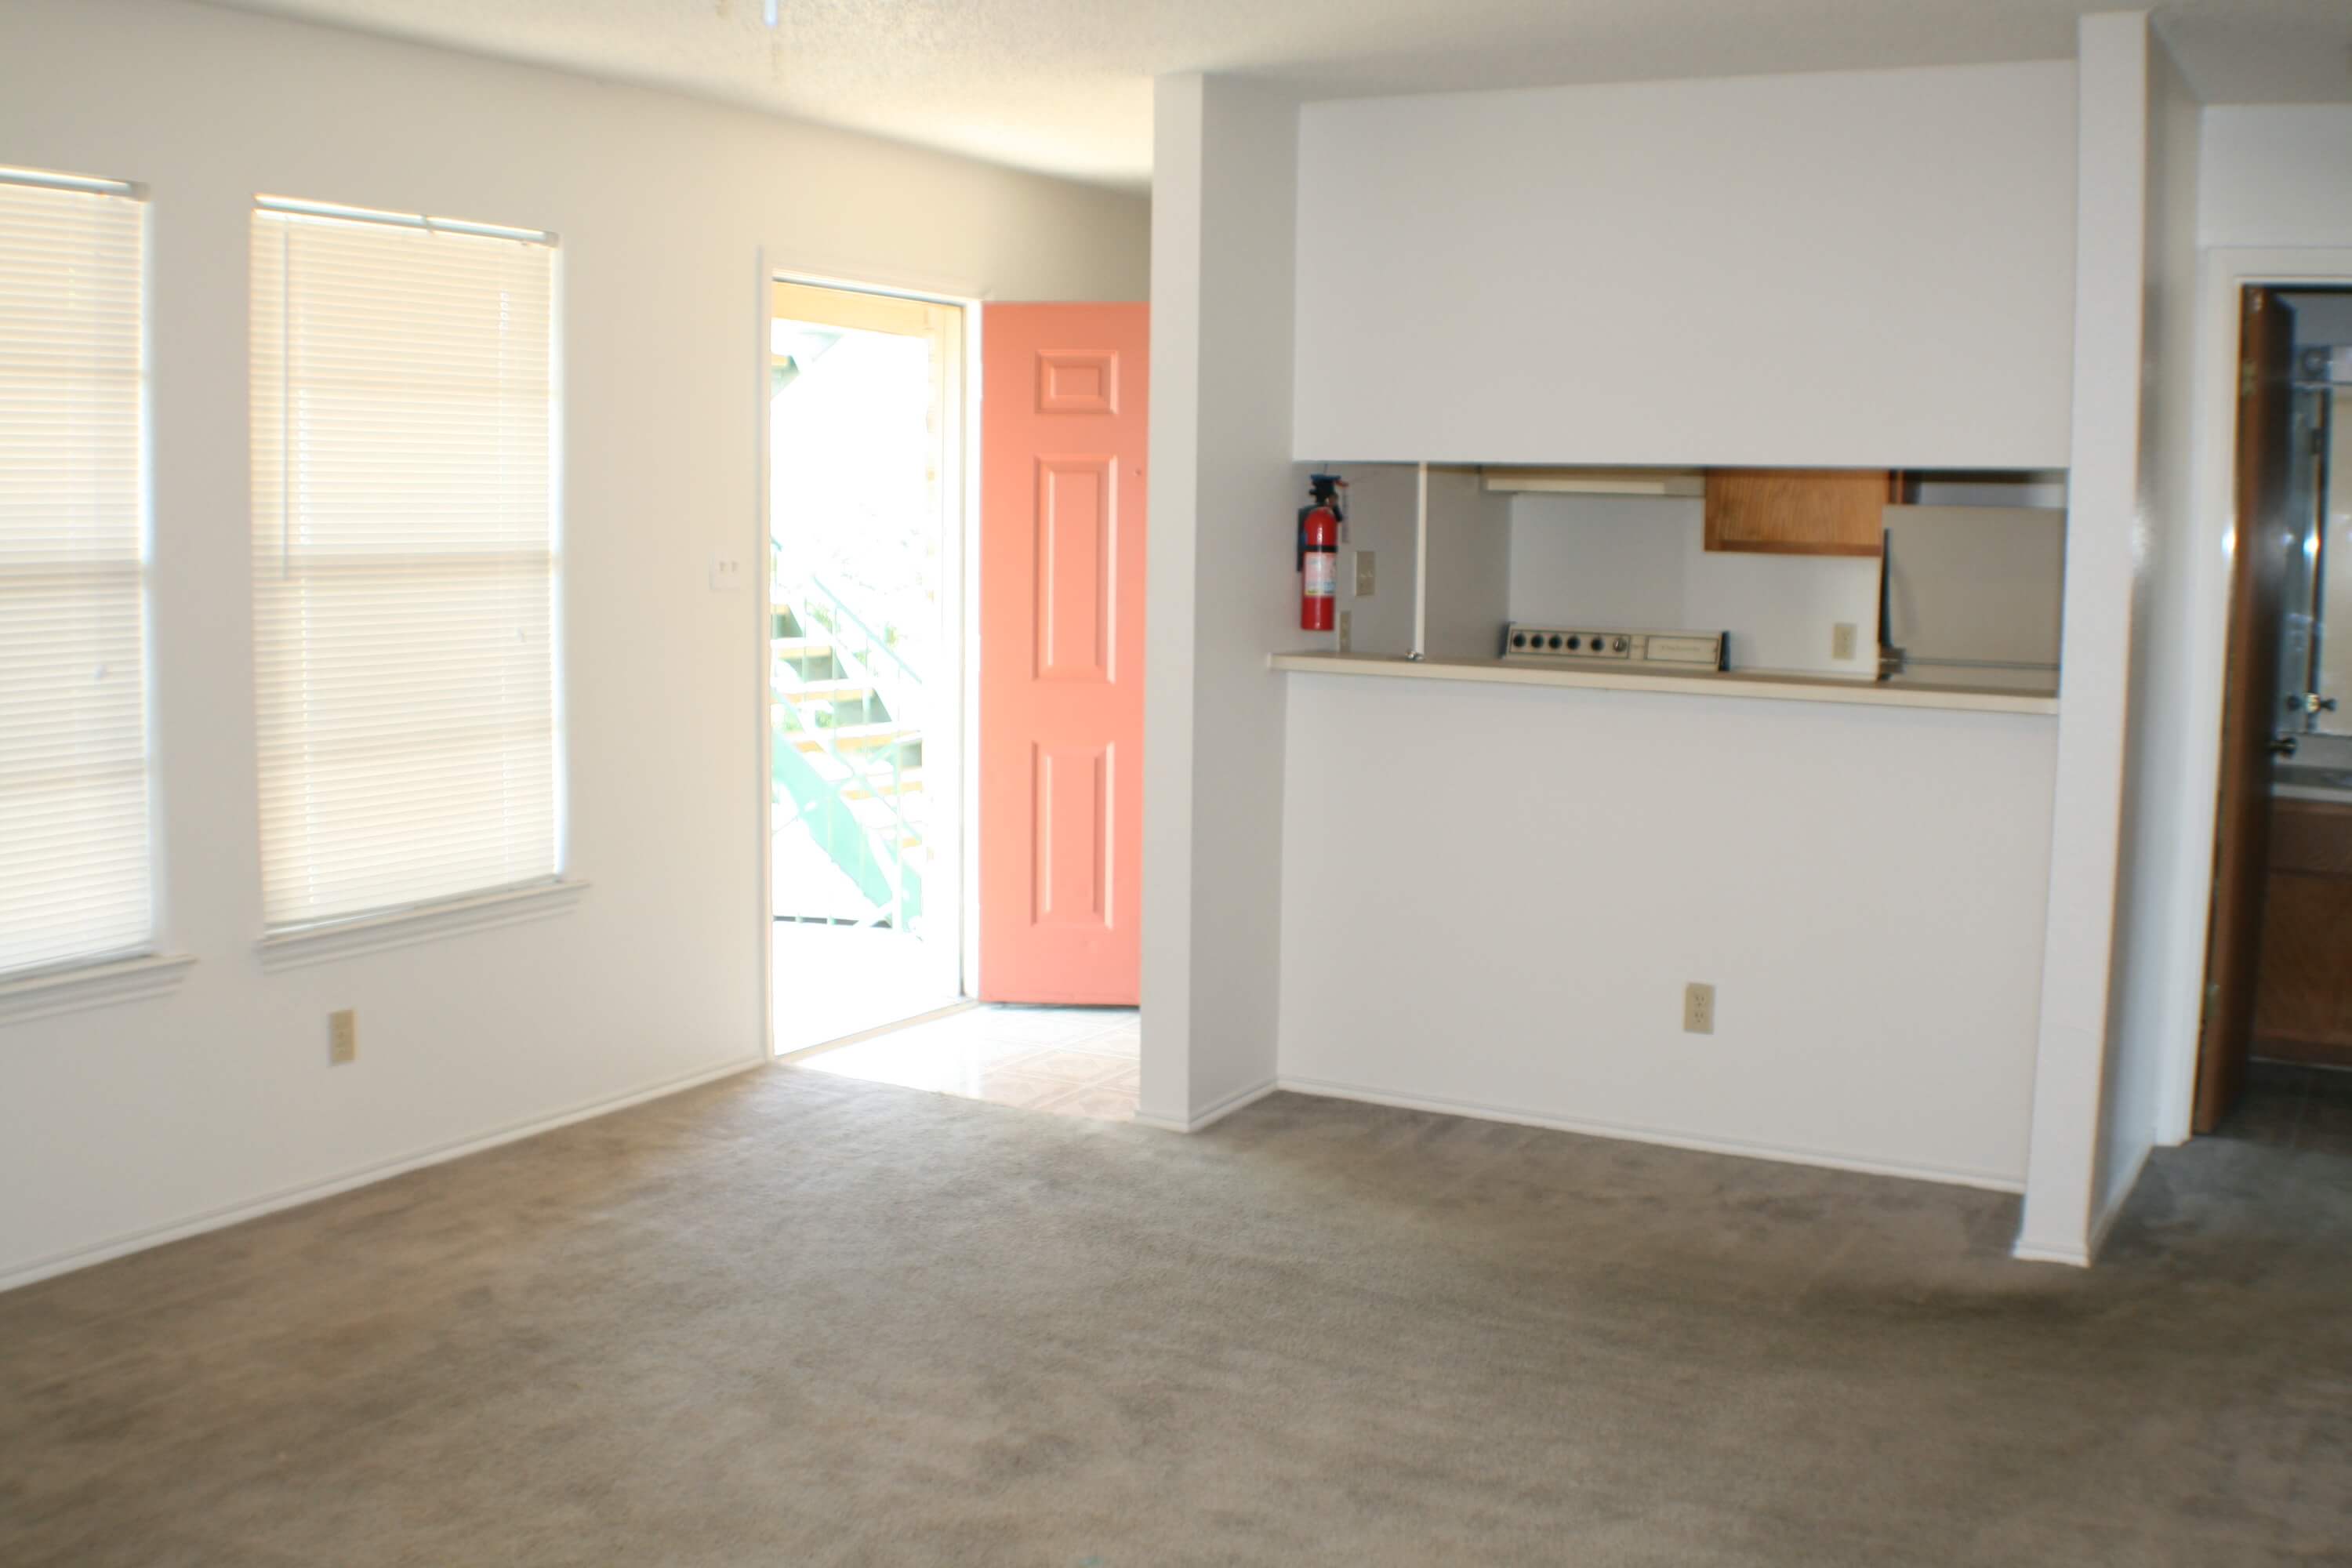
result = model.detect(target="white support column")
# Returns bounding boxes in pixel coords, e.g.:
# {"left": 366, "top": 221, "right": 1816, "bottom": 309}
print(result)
{"left": 2014, "top": 12, "right": 2153, "bottom": 1265}
{"left": 1137, "top": 74, "right": 1302, "bottom": 1131}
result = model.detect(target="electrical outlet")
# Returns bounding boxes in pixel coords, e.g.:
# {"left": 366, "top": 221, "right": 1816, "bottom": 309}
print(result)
{"left": 328, "top": 1008, "right": 358, "bottom": 1065}
{"left": 1353, "top": 550, "right": 1377, "bottom": 597}
{"left": 1831, "top": 622, "right": 1859, "bottom": 661}
{"left": 1682, "top": 982, "right": 1715, "bottom": 1036}
{"left": 1337, "top": 608, "right": 1352, "bottom": 652}
{"left": 709, "top": 553, "right": 746, "bottom": 591}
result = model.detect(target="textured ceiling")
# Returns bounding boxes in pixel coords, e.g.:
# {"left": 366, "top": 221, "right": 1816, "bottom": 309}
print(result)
{"left": 194, "top": 0, "right": 2352, "bottom": 188}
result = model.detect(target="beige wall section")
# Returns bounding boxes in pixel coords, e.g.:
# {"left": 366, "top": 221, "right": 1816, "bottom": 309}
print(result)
{"left": 0, "top": 0, "right": 1148, "bottom": 1287}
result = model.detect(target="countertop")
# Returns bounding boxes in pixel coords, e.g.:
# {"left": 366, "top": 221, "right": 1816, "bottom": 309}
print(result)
{"left": 2274, "top": 764, "right": 2352, "bottom": 806}
{"left": 1269, "top": 651, "right": 2060, "bottom": 716}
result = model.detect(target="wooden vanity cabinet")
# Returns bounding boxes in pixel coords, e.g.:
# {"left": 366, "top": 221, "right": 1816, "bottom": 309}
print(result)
{"left": 2252, "top": 798, "right": 2352, "bottom": 1069}
{"left": 1702, "top": 468, "right": 1899, "bottom": 557}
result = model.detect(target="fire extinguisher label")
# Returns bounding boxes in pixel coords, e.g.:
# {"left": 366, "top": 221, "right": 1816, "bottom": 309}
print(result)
{"left": 1304, "top": 553, "right": 1336, "bottom": 597}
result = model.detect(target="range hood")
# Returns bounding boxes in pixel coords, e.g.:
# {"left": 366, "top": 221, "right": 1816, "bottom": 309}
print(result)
{"left": 1483, "top": 466, "right": 1705, "bottom": 498}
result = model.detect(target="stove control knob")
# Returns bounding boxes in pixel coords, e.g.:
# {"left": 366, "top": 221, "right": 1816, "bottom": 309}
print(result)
{"left": 1510, "top": 632, "right": 1526, "bottom": 648}
{"left": 1564, "top": 635, "right": 1580, "bottom": 651}
{"left": 1612, "top": 637, "right": 1630, "bottom": 653}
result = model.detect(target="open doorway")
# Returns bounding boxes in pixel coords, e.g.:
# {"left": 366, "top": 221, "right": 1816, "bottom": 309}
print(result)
{"left": 768, "top": 293, "right": 1150, "bottom": 1119}
{"left": 2194, "top": 285, "right": 2352, "bottom": 1142}
{"left": 768, "top": 280, "right": 965, "bottom": 1051}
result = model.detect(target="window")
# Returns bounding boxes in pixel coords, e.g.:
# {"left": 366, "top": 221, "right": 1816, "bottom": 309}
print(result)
{"left": 250, "top": 199, "right": 559, "bottom": 931}
{"left": 0, "top": 169, "right": 151, "bottom": 978}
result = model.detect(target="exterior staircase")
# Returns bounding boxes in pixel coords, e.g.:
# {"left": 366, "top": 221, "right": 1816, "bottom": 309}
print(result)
{"left": 771, "top": 577, "right": 926, "bottom": 930}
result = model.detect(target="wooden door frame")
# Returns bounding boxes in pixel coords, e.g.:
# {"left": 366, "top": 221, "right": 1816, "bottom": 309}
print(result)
{"left": 2158, "top": 248, "right": 2352, "bottom": 1137}
{"left": 752, "top": 254, "right": 982, "bottom": 1056}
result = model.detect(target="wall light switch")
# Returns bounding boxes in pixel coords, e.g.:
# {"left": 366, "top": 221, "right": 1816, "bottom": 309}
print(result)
{"left": 1353, "top": 550, "right": 1377, "bottom": 597}
{"left": 328, "top": 1008, "right": 358, "bottom": 1065}
{"left": 1832, "top": 622, "right": 1859, "bottom": 661}
{"left": 710, "top": 554, "right": 746, "bottom": 591}
{"left": 1337, "top": 609, "right": 1352, "bottom": 653}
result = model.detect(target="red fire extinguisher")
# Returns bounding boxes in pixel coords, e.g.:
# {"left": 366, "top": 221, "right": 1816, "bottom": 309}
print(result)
{"left": 1298, "top": 472, "right": 1346, "bottom": 631}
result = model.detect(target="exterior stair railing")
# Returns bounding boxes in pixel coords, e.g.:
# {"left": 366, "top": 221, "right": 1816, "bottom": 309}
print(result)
{"left": 770, "top": 571, "right": 926, "bottom": 931}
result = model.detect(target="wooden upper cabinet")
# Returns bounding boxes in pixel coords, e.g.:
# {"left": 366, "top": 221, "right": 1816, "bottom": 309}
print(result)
{"left": 1703, "top": 468, "right": 1899, "bottom": 557}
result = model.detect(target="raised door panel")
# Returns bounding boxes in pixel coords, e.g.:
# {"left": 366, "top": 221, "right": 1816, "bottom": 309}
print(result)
{"left": 1036, "top": 349, "right": 1120, "bottom": 415}
{"left": 1034, "top": 456, "right": 1115, "bottom": 683}
{"left": 1033, "top": 743, "right": 1111, "bottom": 927}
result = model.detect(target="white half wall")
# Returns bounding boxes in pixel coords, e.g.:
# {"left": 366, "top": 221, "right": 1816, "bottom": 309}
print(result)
{"left": 1292, "top": 62, "right": 2078, "bottom": 468}
{"left": 0, "top": 0, "right": 1148, "bottom": 1287}
{"left": 1276, "top": 676, "right": 2057, "bottom": 1187}
{"left": 1139, "top": 74, "right": 1302, "bottom": 1128}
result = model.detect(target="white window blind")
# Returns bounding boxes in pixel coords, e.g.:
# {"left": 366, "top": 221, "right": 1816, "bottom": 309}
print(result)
{"left": 250, "top": 201, "right": 559, "bottom": 931}
{"left": 0, "top": 171, "right": 152, "bottom": 978}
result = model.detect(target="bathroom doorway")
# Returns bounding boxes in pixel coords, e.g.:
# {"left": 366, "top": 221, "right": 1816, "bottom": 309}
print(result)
{"left": 2194, "top": 285, "right": 2352, "bottom": 1131}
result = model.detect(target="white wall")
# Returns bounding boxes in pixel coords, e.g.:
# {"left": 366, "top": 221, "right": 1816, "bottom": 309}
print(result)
{"left": 0, "top": 0, "right": 1148, "bottom": 1287}
{"left": 1278, "top": 677, "right": 2056, "bottom": 1186}
{"left": 2125, "top": 103, "right": 2352, "bottom": 1145}
{"left": 1508, "top": 497, "right": 1882, "bottom": 677}
{"left": 2285, "top": 293, "right": 2352, "bottom": 345}
{"left": 2199, "top": 107, "right": 2352, "bottom": 250}
{"left": 1423, "top": 469, "right": 1514, "bottom": 662}
{"left": 1334, "top": 465, "right": 1422, "bottom": 657}
{"left": 1138, "top": 75, "right": 1301, "bottom": 1128}
{"left": 2092, "top": 26, "right": 2203, "bottom": 1247}
{"left": 1292, "top": 63, "right": 2078, "bottom": 469}
{"left": 1312, "top": 464, "right": 1511, "bottom": 662}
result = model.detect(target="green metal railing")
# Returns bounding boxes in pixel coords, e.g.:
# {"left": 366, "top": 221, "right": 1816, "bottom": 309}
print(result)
{"left": 771, "top": 574, "right": 925, "bottom": 930}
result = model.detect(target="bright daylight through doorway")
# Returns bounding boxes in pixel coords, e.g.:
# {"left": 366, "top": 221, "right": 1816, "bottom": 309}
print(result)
{"left": 768, "top": 280, "right": 964, "bottom": 1052}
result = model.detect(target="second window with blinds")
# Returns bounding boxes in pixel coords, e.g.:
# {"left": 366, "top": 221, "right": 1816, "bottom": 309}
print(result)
{"left": 250, "top": 201, "right": 561, "bottom": 933}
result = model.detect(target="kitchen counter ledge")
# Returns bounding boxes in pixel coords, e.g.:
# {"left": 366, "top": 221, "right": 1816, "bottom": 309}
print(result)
{"left": 1269, "top": 651, "right": 2059, "bottom": 716}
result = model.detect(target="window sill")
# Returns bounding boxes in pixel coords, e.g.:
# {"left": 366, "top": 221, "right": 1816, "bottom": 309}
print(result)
{"left": 256, "top": 880, "right": 590, "bottom": 972}
{"left": 0, "top": 952, "right": 197, "bottom": 1029}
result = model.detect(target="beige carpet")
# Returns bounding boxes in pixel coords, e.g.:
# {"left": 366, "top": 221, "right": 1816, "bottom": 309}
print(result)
{"left": 3, "top": 1061, "right": 2349, "bottom": 1566}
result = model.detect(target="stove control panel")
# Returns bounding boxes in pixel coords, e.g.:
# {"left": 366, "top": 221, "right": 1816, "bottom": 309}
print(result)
{"left": 1501, "top": 625, "right": 1728, "bottom": 671}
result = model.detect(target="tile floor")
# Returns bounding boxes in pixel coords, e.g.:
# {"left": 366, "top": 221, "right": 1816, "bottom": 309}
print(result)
{"left": 795, "top": 1004, "right": 1141, "bottom": 1121}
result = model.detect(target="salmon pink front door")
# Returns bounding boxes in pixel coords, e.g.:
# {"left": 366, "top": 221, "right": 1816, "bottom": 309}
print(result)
{"left": 978, "top": 304, "right": 1148, "bottom": 1004}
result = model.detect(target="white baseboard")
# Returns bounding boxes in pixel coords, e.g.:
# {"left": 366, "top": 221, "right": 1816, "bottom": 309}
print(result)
{"left": 2009, "top": 1139, "right": 2154, "bottom": 1269}
{"left": 1275, "top": 1074, "right": 2027, "bottom": 1194}
{"left": 0, "top": 1052, "right": 766, "bottom": 1295}
{"left": 2009, "top": 1240, "right": 2092, "bottom": 1268}
{"left": 1133, "top": 1076, "right": 1279, "bottom": 1134}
